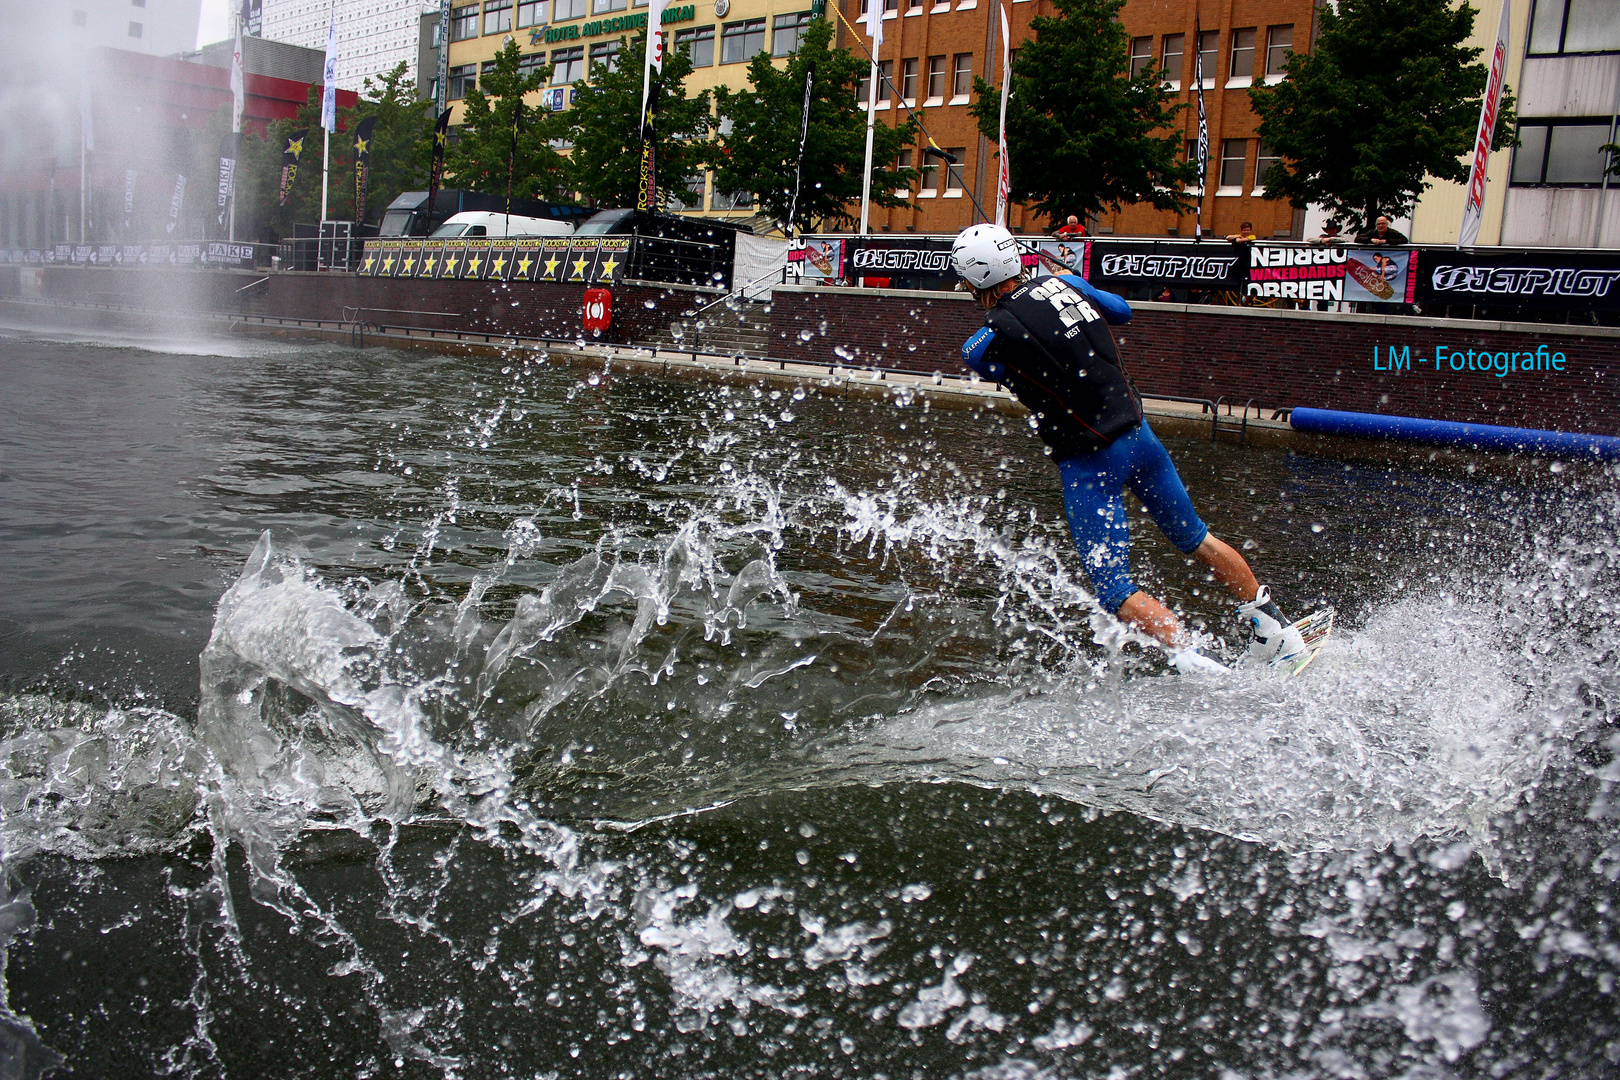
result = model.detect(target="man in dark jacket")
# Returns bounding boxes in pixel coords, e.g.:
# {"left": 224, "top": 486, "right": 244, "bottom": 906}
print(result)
{"left": 1355, "top": 215, "right": 1407, "bottom": 246}
{"left": 950, "top": 224, "right": 1303, "bottom": 672}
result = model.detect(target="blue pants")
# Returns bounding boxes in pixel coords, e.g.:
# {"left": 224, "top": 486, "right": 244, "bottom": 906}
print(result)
{"left": 1057, "top": 422, "right": 1209, "bottom": 614}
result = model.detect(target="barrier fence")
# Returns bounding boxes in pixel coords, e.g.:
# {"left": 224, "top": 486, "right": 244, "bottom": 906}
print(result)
{"left": 3, "top": 241, "right": 276, "bottom": 270}
{"left": 785, "top": 235, "right": 1620, "bottom": 315}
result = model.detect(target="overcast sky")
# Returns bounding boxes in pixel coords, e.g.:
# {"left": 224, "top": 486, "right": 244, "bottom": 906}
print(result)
{"left": 196, "top": 0, "right": 230, "bottom": 49}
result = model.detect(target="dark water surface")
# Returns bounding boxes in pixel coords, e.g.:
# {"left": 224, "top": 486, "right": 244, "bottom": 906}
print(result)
{"left": 1, "top": 318, "right": 1616, "bottom": 1079}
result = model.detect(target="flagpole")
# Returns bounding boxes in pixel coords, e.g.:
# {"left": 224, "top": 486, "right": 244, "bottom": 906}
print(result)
{"left": 858, "top": 57, "right": 878, "bottom": 235}
{"left": 994, "top": 3, "right": 1010, "bottom": 227}
{"left": 229, "top": 2, "right": 243, "bottom": 242}
{"left": 321, "top": 0, "right": 335, "bottom": 227}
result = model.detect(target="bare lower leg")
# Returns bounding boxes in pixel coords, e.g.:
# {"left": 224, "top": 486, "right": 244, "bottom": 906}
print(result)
{"left": 1193, "top": 533, "right": 1260, "bottom": 603}
{"left": 1116, "top": 590, "right": 1183, "bottom": 647}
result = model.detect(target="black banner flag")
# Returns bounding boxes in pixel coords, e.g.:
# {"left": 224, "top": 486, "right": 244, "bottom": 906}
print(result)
{"left": 352, "top": 116, "right": 377, "bottom": 222}
{"left": 278, "top": 128, "right": 308, "bottom": 206}
{"left": 216, "top": 132, "right": 239, "bottom": 232}
{"left": 427, "top": 108, "right": 452, "bottom": 221}
{"left": 637, "top": 80, "right": 660, "bottom": 211}
{"left": 787, "top": 63, "right": 814, "bottom": 237}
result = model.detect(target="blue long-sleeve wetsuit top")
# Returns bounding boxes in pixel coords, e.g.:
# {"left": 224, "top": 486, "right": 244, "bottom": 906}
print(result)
{"left": 961, "top": 274, "right": 1143, "bottom": 458}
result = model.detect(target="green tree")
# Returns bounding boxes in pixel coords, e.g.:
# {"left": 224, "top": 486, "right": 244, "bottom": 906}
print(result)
{"left": 349, "top": 61, "right": 437, "bottom": 224}
{"left": 711, "top": 18, "right": 916, "bottom": 231}
{"left": 564, "top": 31, "right": 713, "bottom": 208}
{"left": 445, "top": 39, "right": 571, "bottom": 202}
{"left": 1249, "top": 0, "right": 1517, "bottom": 231}
{"left": 970, "top": 0, "right": 1193, "bottom": 227}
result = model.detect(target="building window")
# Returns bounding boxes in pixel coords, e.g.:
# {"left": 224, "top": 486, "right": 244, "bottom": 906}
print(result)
{"left": 671, "top": 176, "right": 706, "bottom": 211}
{"left": 1254, "top": 142, "right": 1281, "bottom": 189}
{"left": 1185, "top": 139, "right": 1204, "bottom": 189}
{"left": 1265, "top": 25, "right": 1293, "bottom": 77}
{"left": 551, "top": 46, "right": 585, "bottom": 82}
{"left": 518, "top": 52, "right": 548, "bottom": 79}
{"left": 900, "top": 58, "right": 918, "bottom": 103}
{"left": 675, "top": 25, "right": 715, "bottom": 66}
{"left": 451, "top": 5, "right": 479, "bottom": 41}
{"left": 517, "top": 1, "right": 546, "bottom": 29}
{"left": 919, "top": 154, "right": 939, "bottom": 195}
{"left": 908, "top": 0, "right": 924, "bottom": 10}
{"left": 712, "top": 188, "right": 754, "bottom": 210}
{"left": 895, "top": 148, "right": 913, "bottom": 195}
{"left": 772, "top": 11, "right": 812, "bottom": 57}
{"left": 1129, "top": 36, "right": 1153, "bottom": 79}
{"left": 1228, "top": 28, "right": 1255, "bottom": 82}
{"left": 1529, "top": 0, "right": 1620, "bottom": 55}
{"left": 1161, "top": 34, "right": 1184, "bottom": 85}
{"left": 951, "top": 53, "right": 972, "bottom": 100}
{"left": 720, "top": 19, "right": 765, "bottom": 64}
{"left": 447, "top": 63, "right": 478, "bottom": 98}
{"left": 1196, "top": 29, "right": 1217, "bottom": 83}
{"left": 593, "top": 0, "right": 626, "bottom": 13}
{"left": 1511, "top": 120, "right": 1615, "bottom": 184}
{"left": 1219, "top": 139, "right": 1248, "bottom": 189}
{"left": 944, "top": 147, "right": 966, "bottom": 192}
{"left": 554, "top": 0, "right": 587, "bottom": 18}
{"left": 925, "top": 55, "right": 946, "bottom": 104}
{"left": 484, "top": 0, "right": 512, "bottom": 34}
{"left": 859, "top": 0, "right": 898, "bottom": 12}
{"left": 128, "top": 20, "right": 142, "bottom": 37}
{"left": 589, "top": 39, "right": 620, "bottom": 74}
{"left": 858, "top": 59, "right": 893, "bottom": 104}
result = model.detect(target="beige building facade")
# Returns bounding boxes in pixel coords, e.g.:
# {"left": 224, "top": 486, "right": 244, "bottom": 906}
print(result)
{"left": 442, "top": 0, "right": 822, "bottom": 217}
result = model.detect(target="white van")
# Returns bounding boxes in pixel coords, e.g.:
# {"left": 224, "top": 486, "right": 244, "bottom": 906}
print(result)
{"left": 430, "top": 211, "right": 573, "bottom": 239}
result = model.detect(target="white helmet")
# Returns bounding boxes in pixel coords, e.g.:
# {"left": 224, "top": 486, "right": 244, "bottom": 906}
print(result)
{"left": 951, "top": 224, "right": 1023, "bottom": 289}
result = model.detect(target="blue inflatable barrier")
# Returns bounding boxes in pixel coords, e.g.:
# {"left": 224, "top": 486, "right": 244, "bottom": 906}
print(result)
{"left": 1288, "top": 407, "right": 1620, "bottom": 461}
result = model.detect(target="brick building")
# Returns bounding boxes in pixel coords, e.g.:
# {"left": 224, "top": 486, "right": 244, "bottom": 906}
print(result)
{"left": 1098, "top": 0, "right": 1314, "bottom": 240}
{"left": 848, "top": 0, "right": 1314, "bottom": 238}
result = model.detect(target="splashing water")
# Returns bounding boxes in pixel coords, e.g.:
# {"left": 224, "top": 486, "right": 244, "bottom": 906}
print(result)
{"left": 1, "top": 331, "right": 1616, "bottom": 1078}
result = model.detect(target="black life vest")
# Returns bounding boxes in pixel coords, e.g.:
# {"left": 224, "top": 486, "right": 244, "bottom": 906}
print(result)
{"left": 983, "top": 277, "right": 1142, "bottom": 458}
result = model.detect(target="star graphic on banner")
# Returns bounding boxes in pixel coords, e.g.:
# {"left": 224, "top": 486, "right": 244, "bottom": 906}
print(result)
{"left": 516, "top": 255, "right": 533, "bottom": 277}
{"left": 381, "top": 254, "right": 395, "bottom": 273}
{"left": 354, "top": 135, "right": 369, "bottom": 156}
{"left": 543, "top": 256, "right": 561, "bottom": 277}
{"left": 570, "top": 256, "right": 590, "bottom": 279}
{"left": 361, "top": 254, "right": 376, "bottom": 273}
{"left": 288, "top": 136, "right": 304, "bottom": 157}
{"left": 443, "top": 253, "right": 460, "bottom": 275}
{"left": 598, "top": 255, "right": 619, "bottom": 278}
{"left": 400, "top": 253, "right": 416, "bottom": 274}
{"left": 466, "top": 254, "right": 484, "bottom": 275}
{"left": 491, "top": 254, "right": 507, "bottom": 277}
{"left": 435, "top": 129, "right": 447, "bottom": 147}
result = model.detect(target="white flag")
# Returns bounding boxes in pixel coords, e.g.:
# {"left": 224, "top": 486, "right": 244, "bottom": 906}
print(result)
{"left": 646, "top": 0, "right": 668, "bottom": 75}
{"left": 1458, "top": 0, "right": 1509, "bottom": 248}
{"left": 995, "top": 4, "right": 1011, "bottom": 226}
{"left": 864, "top": 0, "right": 883, "bottom": 51}
{"left": 321, "top": 8, "right": 338, "bottom": 131}
{"left": 230, "top": 0, "right": 248, "bottom": 133}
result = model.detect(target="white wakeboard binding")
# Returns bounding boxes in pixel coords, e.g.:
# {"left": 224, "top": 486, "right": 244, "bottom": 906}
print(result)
{"left": 1237, "top": 586, "right": 1307, "bottom": 666}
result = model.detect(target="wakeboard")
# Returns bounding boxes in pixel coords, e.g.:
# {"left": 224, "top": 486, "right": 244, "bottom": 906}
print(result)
{"left": 1282, "top": 608, "right": 1334, "bottom": 677}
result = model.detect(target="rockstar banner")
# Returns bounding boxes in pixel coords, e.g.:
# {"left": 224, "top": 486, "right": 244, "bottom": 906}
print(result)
{"left": 279, "top": 129, "right": 308, "bottom": 207}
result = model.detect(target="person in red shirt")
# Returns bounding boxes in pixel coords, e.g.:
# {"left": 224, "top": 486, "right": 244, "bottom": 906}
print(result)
{"left": 1054, "top": 215, "right": 1086, "bottom": 238}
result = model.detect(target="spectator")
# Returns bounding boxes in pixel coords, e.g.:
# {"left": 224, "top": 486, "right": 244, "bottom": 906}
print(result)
{"left": 1225, "top": 221, "right": 1257, "bottom": 243}
{"left": 1055, "top": 215, "right": 1087, "bottom": 238}
{"left": 1155, "top": 287, "right": 1174, "bottom": 303}
{"left": 1355, "top": 215, "right": 1407, "bottom": 246}
{"left": 1309, "top": 221, "right": 1347, "bottom": 245}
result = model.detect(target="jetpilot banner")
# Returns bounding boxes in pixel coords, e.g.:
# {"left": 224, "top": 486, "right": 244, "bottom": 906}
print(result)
{"left": 1413, "top": 249, "right": 1620, "bottom": 310}
{"left": 1085, "top": 241, "right": 1247, "bottom": 290}
{"left": 844, "top": 238, "right": 956, "bottom": 279}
